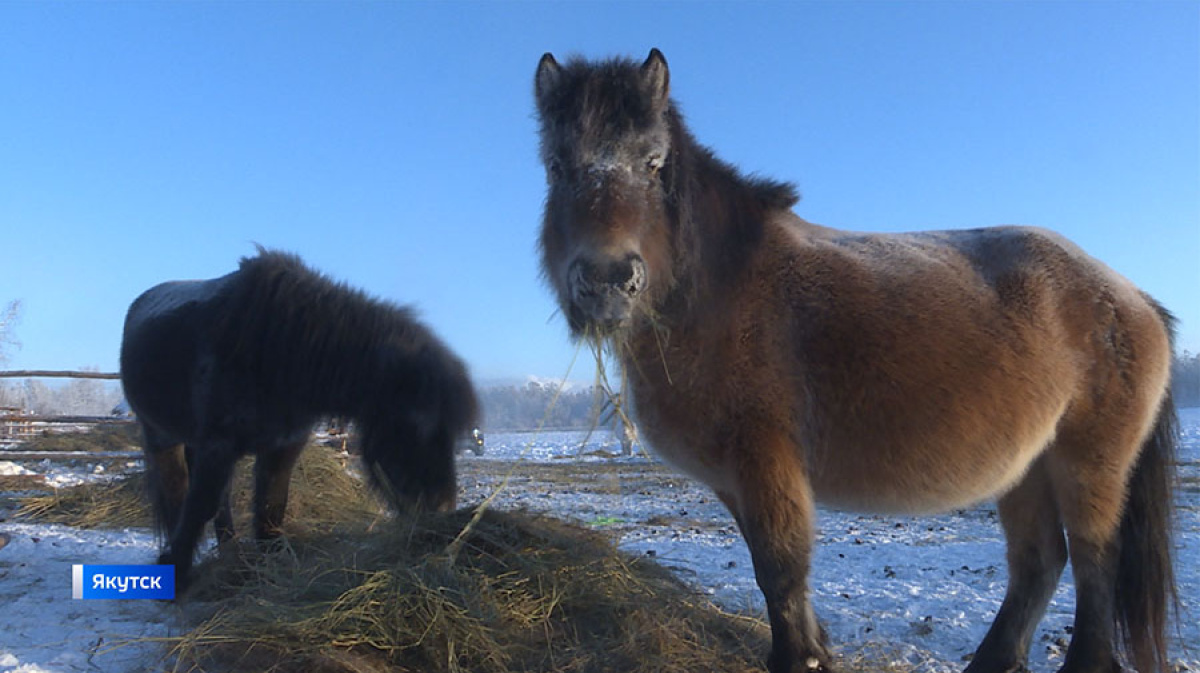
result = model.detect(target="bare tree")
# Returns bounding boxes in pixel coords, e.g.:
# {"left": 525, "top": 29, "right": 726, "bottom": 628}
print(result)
{"left": 0, "top": 300, "right": 20, "bottom": 408}
{"left": 0, "top": 300, "right": 20, "bottom": 366}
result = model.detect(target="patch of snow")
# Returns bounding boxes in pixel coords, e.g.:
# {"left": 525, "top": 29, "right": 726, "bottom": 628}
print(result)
{"left": 0, "top": 462, "right": 35, "bottom": 477}
{"left": 33, "top": 459, "right": 115, "bottom": 489}
{"left": 0, "top": 524, "right": 175, "bottom": 673}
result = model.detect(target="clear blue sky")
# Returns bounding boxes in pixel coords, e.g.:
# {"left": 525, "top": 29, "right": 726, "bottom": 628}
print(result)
{"left": 1, "top": 1, "right": 1197, "bottom": 385}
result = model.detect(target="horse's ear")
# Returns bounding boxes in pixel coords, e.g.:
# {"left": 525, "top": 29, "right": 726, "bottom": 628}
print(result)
{"left": 641, "top": 48, "right": 670, "bottom": 111}
{"left": 536, "top": 52, "right": 562, "bottom": 108}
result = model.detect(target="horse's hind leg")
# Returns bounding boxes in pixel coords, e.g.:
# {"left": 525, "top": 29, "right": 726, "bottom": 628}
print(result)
{"left": 1047, "top": 429, "right": 1146, "bottom": 673}
{"left": 252, "top": 440, "right": 305, "bottom": 539}
{"left": 967, "top": 457, "right": 1067, "bottom": 673}
{"left": 187, "top": 445, "right": 235, "bottom": 544}
{"left": 159, "top": 444, "right": 239, "bottom": 589}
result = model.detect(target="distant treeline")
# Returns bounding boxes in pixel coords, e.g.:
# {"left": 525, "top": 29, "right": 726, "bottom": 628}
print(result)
{"left": 482, "top": 351, "right": 1200, "bottom": 431}
{"left": 0, "top": 377, "right": 123, "bottom": 416}
{"left": 1173, "top": 351, "right": 1200, "bottom": 409}
{"left": 479, "top": 381, "right": 613, "bottom": 431}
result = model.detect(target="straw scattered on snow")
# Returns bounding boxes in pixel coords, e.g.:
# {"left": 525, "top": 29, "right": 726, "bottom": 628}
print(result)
{"left": 17, "top": 444, "right": 378, "bottom": 532}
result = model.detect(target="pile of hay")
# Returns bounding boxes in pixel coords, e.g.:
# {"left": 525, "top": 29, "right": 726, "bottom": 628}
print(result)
{"left": 17, "top": 444, "right": 379, "bottom": 532}
{"left": 18, "top": 442, "right": 771, "bottom": 672}
{"left": 17, "top": 468, "right": 150, "bottom": 527}
{"left": 172, "top": 508, "right": 769, "bottom": 673}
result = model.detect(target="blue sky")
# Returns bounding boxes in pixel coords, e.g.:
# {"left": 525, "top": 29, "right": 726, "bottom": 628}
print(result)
{"left": 1, "top": 1, "right": 1197, "bottom": 385}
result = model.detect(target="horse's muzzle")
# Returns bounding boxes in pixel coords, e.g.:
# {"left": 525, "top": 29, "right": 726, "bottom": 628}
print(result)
{"left": 398, "top": 490, "right": 456, "bottom": 515}
{"left": 567, "top": 254, "right": 647, "bottom": 332}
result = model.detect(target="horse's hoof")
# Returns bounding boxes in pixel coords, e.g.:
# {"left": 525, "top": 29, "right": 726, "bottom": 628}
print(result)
{"left": 806, "top": 657, "right": 836, "bottom": 673}
{"left": 170, "top": 569, "right": 192, "bottom": 600}
{"left": 768, "top": 653, "right": 835, "bottom": 673}
{"left": 156, "top": 552, "right": 191, "bottom": 598}
{"left": 963, "top": 656, "right": 1030, "bottom": 673}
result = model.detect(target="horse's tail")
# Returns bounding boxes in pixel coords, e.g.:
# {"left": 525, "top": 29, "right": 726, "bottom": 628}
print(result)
{"left": 1114, "top": 301, "right": 1179, "bottom": 673}
{"left": 144, "top": 455, "right": 174, "bottom": 541}
{"left": 141, "top": 441, "right": 190, "bottom": 543}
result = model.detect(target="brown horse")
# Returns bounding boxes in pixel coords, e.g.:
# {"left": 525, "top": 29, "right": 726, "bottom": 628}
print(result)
{"left": 535, "top": 50, "right": 1177, "bottom": 673}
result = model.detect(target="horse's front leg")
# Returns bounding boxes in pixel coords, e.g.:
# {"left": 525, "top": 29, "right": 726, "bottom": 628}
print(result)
{"left": 252, "top": 440, "right": 305, "bottom": 539}
{"left": 723, "top": 440, "right": 830, "bottom": 673}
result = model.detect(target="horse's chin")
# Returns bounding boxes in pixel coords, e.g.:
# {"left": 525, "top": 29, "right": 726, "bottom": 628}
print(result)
{"left": 568, "top": 293, "right": 645, "bottom": 336}
{"left": 568, "top": 311, "right": 635, "bottom": 344}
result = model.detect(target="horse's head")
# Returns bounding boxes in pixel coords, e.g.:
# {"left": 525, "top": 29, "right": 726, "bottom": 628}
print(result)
{"left": 360, "top": 423, "right": 456, "bottom": 514}
{"left": 361, "top": 348, "right": 479, "bottom": 514}
{"left": 535, "top": 49, "right": 677, "bottom": 339}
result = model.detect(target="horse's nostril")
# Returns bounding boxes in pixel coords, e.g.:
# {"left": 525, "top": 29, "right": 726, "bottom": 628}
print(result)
{"left": 624, "top": 256, "right": 647, "bottom": 296}
{"left": 568, "top": 259, "right": 596, "bottom": 300}
{"left": 568, "top": 254, "right": 646, "bottom": 304}
{"left": 601, "top": 255, "right": 646, "bottom": 295}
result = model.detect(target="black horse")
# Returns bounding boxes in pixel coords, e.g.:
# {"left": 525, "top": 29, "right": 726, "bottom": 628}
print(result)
{"left": 120, "top": 248, "right": 478, "bottom": 587}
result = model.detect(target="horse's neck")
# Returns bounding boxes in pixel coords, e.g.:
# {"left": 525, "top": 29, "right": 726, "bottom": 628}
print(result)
{"left": 623, "top": 293, "right": 727, "bottom": 396}
{"left": 626, "top": 163, "right": 805, "bottom": 390}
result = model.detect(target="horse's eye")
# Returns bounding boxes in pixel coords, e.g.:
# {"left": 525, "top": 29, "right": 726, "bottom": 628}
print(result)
{"left": 547, "top": 159, "right": 565, "bottom": 181}
{"left": 646, "top": 153, "right": 665, "bottom": 174}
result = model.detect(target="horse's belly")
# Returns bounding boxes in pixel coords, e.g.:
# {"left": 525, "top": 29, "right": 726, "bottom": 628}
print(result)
{"left": 809, "top": 433, "right": 1052, "bottom": 515}
{"left": 640, "top": 424, "right": 740, "bottom": 496}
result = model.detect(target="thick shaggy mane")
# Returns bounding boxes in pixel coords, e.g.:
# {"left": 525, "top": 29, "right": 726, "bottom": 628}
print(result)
{"left": 222, "top": 249, "right": 415, "bottom": 373}
{"left": 660, "top": 110, "right": 799, "bottom": 302}
{"left": 213, "top": 248, "right": 476, "bottom": 429}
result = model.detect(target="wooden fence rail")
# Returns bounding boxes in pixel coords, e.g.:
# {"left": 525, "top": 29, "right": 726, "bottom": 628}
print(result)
{"left": 0, "top": 370, "right": 121, "bottom": 380}
{"left": 8, "top": 415, "right": 135, "bottom": 425}
{"left": 0, "top": 370, "right": 128, "bottom": 441}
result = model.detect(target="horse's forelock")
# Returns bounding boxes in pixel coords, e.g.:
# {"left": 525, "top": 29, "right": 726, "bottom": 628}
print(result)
{"left": 538, "top": 56, "right": 670, "bottom": 153}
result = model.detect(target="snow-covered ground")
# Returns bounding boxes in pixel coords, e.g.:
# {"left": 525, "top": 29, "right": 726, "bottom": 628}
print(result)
{"left": 0, "top": 455, "right": 138, "bottom": 489}
{"left": 1, "top": 409, "right": 1197, "bottom": 672}
{"left": 462, "top": 410, "right": 1200, "bottom": 672}
{"left": 0, "top": 525, "right": 173, "bottom": 673}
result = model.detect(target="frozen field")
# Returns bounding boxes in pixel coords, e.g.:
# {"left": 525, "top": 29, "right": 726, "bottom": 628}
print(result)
{"left": 460, "top": 409, "right": 1200, "bottom": 671}
{"left": 0, "top": 409, "right": 1197, "bottom": 672}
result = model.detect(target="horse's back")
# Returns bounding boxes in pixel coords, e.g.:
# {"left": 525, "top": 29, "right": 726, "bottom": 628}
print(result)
{"left": 765, "top": 218, "right": 1171, "bottom": 512}
{"left": 120, "top": 274, "right": 236, "bottom": 441}
{"left": 777, "top": 219, "right": 1167, "bottom": 387}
